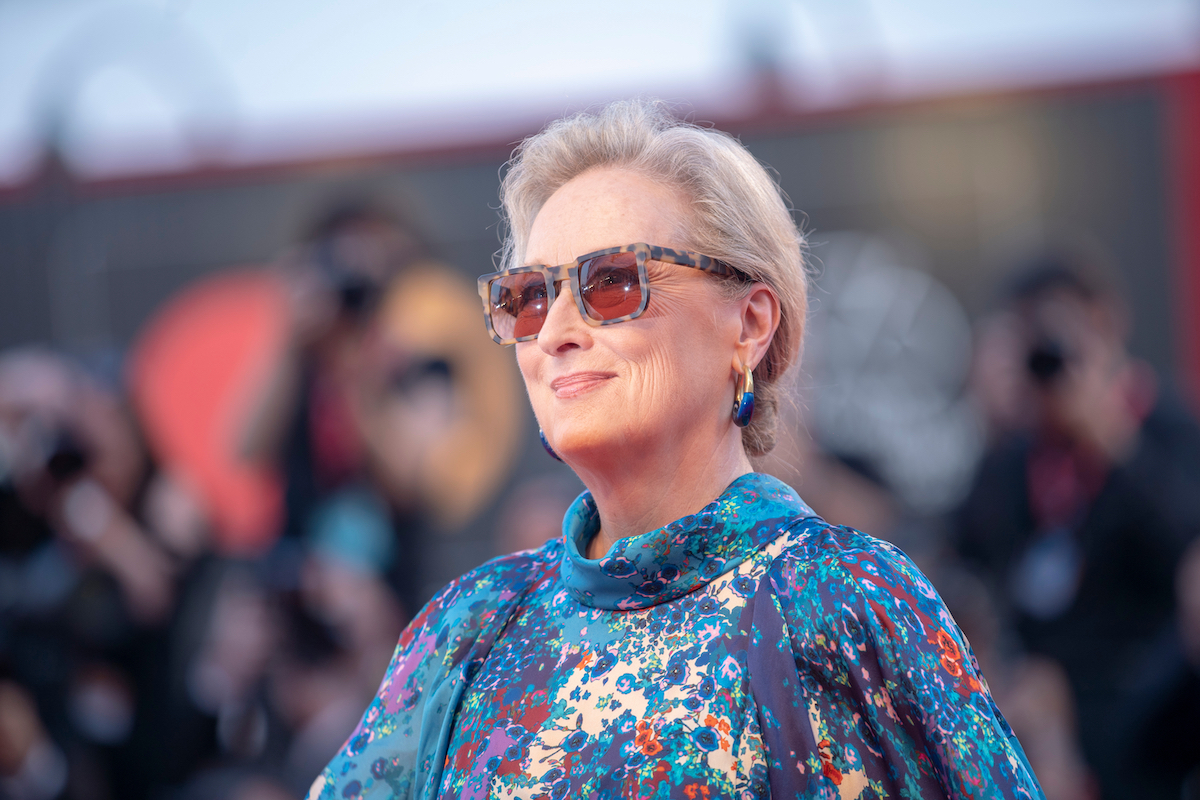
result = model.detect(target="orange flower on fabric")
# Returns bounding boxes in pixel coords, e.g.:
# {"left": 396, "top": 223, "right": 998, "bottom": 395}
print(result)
{"left": 634, "top": 720, "right": 662, "bottom": 756}
{"left": 818, "top": 738, "right": 843, "bottom": 786}
{"left": 934, "top": 629, "right": 964, "bottom": 677}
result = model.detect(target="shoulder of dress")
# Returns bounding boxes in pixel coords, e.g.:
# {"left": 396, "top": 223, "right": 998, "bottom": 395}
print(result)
{"left": 404, "top": 538, "right": 563, "bottom": 640}
{"left": 461, "top": 535, "right": 563, "bottom": 587}
{"left": 372, "top": 539, "right": 563, "bottom": 710}
{"left": 767, "top": 517, "right": 907, "bottom": 567}
{"left": 760, "top": 520, "right": 941, "bottom": 615}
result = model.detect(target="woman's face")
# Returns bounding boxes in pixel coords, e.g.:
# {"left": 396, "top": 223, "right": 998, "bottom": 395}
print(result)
{"left": 517, "top": 168, "right": 744, "bottom": 468}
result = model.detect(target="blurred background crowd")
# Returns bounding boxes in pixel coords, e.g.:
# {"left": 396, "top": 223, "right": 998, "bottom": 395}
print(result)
{"left": 2, "top": 1, "right": 1200, "bottom": 799}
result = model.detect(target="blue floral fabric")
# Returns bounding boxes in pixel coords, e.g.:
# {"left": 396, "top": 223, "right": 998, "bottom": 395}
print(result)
{"left": 307, "top": 473, "right": 1044, "bottom": 799}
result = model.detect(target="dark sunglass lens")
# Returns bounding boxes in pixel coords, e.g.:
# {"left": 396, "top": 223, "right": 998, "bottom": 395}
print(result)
{"left": 579, "top": 253, "right": 641, "bottom": 320}
{"left": 490, "top": 273, "right": 549, "bottom": 340}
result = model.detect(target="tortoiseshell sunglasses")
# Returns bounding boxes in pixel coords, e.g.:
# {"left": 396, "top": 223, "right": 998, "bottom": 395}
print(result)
{"left": 477, "top": 243, "right": 738, "bottom": 345}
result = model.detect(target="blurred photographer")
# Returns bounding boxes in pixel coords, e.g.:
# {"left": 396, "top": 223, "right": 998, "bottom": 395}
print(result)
{"left": 0, "top": 350, "right": 175, "bottom": 624}
{"left": 956, "top": 254, "right": 1200, "bottom": 799}
{"left": 238, "top": 201, "right": 423, "bottom": 552}
{"left": 238, "top": 200, "right": 522, "bottom": 614}
{"left": 0, "top": 348, "right": 186, "bottom": 799}
{"left": 239, "top": 201, "right": 423, "bottom": 504}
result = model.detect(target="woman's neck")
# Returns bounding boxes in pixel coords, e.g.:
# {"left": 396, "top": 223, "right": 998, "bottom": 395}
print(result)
{"left": 575, "top": 429, "right": 754, "bottom": 560}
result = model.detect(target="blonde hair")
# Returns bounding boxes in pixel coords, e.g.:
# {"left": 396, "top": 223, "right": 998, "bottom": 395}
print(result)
{"left": 499, "top": 99, "right": 808, "bottom": 456}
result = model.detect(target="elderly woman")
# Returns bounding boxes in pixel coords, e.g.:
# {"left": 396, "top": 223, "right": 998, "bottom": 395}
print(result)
{"left": 307, "top": 101, "right": 1043, "bottom": 799}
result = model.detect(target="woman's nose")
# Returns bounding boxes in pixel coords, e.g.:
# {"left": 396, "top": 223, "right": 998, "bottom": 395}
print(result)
{"left": 537, "top": 283, "right": 591, "bottom": 355}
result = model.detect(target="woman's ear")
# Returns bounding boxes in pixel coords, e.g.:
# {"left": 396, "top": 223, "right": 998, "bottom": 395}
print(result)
{"left": 734, "top": 283, "right": 780, "bottom": 372}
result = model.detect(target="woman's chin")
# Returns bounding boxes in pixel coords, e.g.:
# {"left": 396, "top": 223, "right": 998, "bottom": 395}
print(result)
{"left": 548, "top": 426, "right": 626, "bottom": 468}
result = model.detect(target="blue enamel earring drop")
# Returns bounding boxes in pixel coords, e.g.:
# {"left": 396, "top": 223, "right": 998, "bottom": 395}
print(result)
{"left": 733, "top": 365, "right": 755, "bottom": 428}
{"left": 539, "top": 428, "right": 564, "bottom": 462}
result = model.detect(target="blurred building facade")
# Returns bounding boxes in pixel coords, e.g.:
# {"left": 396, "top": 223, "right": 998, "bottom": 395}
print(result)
{"left": 1, "top": 76, "right": 1192, "bottom": 383}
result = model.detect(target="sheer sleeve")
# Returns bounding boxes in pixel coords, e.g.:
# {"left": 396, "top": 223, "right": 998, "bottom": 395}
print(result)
{"left": 306, "top": 545, "right": 555, "bottom": 800}
{"left": 748, "top": 523, "right": 1045, "bottom": 799}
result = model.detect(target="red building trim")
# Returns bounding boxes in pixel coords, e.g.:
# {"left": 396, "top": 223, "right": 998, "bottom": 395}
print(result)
{"left": 0, "top": 69, "right": 1188, "bottom": 204}
{"left": 1166, "top": 71, "right": 1200, "bottom": 408}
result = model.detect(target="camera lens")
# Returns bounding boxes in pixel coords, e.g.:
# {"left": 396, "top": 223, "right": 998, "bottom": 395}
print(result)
{"left": 337, "top": 274, "right": 376, "bottom": 316}
{"left": 45, "top": 430, "right": 90, "bottom": 482}
{"left": 1028, "top": 339, "right": 1067, "bottom": 384}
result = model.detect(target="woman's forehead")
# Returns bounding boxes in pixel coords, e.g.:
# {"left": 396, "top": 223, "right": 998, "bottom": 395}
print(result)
{"left": 524, "top": 168, "right": 693, "bottom": 266}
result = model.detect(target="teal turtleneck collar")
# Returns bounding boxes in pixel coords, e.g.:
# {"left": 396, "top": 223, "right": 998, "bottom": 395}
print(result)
{"left": 560, "top": 472, "right": 816, "bottom": 610}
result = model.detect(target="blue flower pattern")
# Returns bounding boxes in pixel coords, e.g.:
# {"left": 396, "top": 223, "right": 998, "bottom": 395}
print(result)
{"left": 307, "top": 473, "right": 1043, "bottom": 799}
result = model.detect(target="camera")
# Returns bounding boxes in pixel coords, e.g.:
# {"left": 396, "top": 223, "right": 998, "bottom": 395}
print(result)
{"left": 42, "top": 428, "right": 91, "bottom": 483}
{"left": 1027, "top": 337, "right": 1069, "bottom": 385}
{"left": 0, "top": 418, "right": 92, "bottom": 486}
{"left": 308, "top": 239, "right": 383, "bottom": 320}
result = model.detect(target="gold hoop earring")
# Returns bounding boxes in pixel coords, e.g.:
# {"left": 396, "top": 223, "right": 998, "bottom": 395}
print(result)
{"left": 733, "top": 366, "right": 755, "bottom": 428}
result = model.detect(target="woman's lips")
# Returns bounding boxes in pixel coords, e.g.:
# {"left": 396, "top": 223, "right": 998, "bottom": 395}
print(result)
{"left": 549, "top": 372, "right": 615, "bottom": 399}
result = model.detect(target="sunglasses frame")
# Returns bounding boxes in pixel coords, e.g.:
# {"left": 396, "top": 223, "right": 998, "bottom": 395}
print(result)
{"left": 477, "top": 242, "right": 737, "bottom": 345}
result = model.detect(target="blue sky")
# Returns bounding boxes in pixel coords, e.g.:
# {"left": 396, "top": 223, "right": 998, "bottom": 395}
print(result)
{"left": 1, "top": 0, "right": 1197, "bottom": 183}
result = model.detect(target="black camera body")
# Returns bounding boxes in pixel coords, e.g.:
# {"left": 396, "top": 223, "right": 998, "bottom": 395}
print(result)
{"left": 42, "top": 427, "right": 91, "bottom": 483}
{"left": 1027, "top": 337, "right": 1069, "bottom": 385}
{"left": 312, "top": 240, "right": 383, "bottom": 320}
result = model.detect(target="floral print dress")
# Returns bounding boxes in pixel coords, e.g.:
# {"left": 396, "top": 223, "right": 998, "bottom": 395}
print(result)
{"left": 307, "top": 473, "right": 1043, "bottom": 799}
